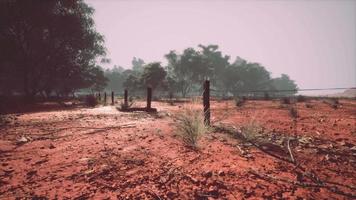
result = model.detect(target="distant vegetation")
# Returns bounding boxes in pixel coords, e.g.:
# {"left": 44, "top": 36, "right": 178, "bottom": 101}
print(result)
{"left": 0, "top": 1, "right": 298, "bottom": 101}
{"left": 105, "top": 45, "right": 298, "bottom": 98}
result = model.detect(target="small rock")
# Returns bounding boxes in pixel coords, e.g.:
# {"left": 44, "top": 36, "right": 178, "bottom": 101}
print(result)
{"left": 202, "top": 171, "right": 213, "bottom": 178}
{"left": 218, "top": 170, "right": 225, "bottom": 176}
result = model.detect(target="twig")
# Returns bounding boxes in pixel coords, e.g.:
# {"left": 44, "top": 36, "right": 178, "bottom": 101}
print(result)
{"left": 249, "top": 169, "right": 356, "bottom": 198}
{"left": 143, "top": 186, "right": 162, "bottom": 200}
{"left": 287, "top": 137, "right": 295, "bottom": 163}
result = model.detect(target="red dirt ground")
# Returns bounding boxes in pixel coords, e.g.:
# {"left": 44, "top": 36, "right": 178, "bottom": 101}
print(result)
{"left": 0, "top": 99, "right": 355, "bottom": 199}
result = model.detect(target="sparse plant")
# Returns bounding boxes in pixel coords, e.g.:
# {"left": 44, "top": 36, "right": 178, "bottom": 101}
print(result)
{"left": 119, "top": 98, "right": 135, "bottom": 110}
{"left": 235, "top": 96, "right": 246, "bottom": 107}
{"left": 241, "top": 120, "right": 263, "bottom": 142}
{"left": 281, "top": 97, "right": 291, "bottom": 104}
{"left": 175, "top": 102, "right": 209, "bottom": 148}
{"left": 264, "top": 92, "right": 270, "bottom": 100}
{"left": 85, "top": 95, "right": 98, "bottom": 107}
{"left": 323, "top": 98, "right": 340, "bottom": 109}
{"left": 296, "top": 95, "right": 306, "bottom": 102}
{"left": 289, "top": 106, "right": 298, "bottom": 118}
{"left": 305, "top": 103, "right": 313, "bottom": 108}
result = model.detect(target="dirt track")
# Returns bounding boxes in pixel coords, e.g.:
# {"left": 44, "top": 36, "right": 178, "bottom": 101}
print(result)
{"left": 0, "top": 99, "right": 355, "bottom": 199}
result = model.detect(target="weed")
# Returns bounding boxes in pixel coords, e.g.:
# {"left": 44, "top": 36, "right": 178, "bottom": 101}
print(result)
{"left": 297, "top": 95, "right": 306, "bottom": 102}
{"left": 281, "top": 97, "right": 291, "bottom": 104}
{"left": 235, "top": 96, "right": 246, "bottom": 107}
{"left": 305, "top": 103, "right": 313, "bottom": 108}
{"left": 323, "top": 98, "right": 340, "bottom": 109}
{"left": 175, "top": 102, "right": 209, "bottom": 148}
{"left": 85, "top": 95, "right": 98, "bottom": 107}
{"left": 264, "top": 92, "right": 270, "bottom": 100}
{"left": 241, "top": 120, "right": 263, "bottom": 142}
{"left": 289, "top": 107, "right": 298, "bottom": 118}
{"left": 119, "top": 97, "right": 135, "bottom": 110}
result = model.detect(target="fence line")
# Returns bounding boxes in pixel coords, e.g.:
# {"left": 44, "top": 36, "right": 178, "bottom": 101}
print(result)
{"left": 210, "top": 87, "right": 355, "bottom": 94}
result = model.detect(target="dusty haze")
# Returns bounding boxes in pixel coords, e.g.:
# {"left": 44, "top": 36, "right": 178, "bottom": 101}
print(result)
{"left": 86, "top": 0, "right": 356, "bottom": 92}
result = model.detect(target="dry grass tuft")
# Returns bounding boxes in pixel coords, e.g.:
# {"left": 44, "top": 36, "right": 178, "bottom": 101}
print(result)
{"left": 175, "top": 101, "right": 209, "bottom": 148}
{"left": 241, "top": 120, "right": 263, "bottom": 142}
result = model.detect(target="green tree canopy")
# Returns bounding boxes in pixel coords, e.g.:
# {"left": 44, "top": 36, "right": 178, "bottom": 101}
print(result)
{"left": 0, "top": 0, "right": 107, "bottom": 98}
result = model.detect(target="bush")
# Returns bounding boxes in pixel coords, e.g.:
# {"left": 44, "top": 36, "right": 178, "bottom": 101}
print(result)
{"left": 241, "top": 120, "right": 263, "bottom": 142}
{"left": 289, "top": 107, "right": 298, "bottom": 118}
{"left": 296, "top": 95, "right": 306, "bottom": 102}
{"left": 281, "top": 97, "right": 291, "bottom": 104}
{"left": 85, "top": 95, "right": 98, "bottom": 107}
{"left": 323, "top": 98, "right": 340, "bottom": 109}
{"left": 175, "top": 104, "right": 209, "bottom": 148}
{"left": 235, "top": 96, "right": 246, "bottom": 107}
{"left": 264, "top": 92, "right": 270, "bottom": 100}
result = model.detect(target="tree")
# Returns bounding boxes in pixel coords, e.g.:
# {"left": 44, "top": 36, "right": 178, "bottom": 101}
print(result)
{"left": 141, "top": 62, "right": 167, "bottom": 91}
{"left": 271, "top": 74, "right": 298, "bottom": 96}
{"left": 0, "top": 0, "right": 106, "bottom": 99}
{"left": 132, "top": 57, "right": 145, "bottom": 74}
{"left": 165, "top": 48, "right": 206, "bottom": 97}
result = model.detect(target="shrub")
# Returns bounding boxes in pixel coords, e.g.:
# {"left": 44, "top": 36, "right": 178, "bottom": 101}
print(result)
{"left": 119, "top": 98, "right": 135, "bottom": 110}
{"left": 175, "top": 104, "right": 209, "bottom": 148}
{"left": 305, "top": 103, "right": 313, "bottom": 108}
{"left": 264, "top": 92, "right": 270, "bottom": 100}
{"left": 323, "top": 98, "right": 340, "bottom": 109}
{"left": 241, "top": 120, "right": 263, "bottom": 142}
{"left": 235, "top": 96, "right": 246, "bottom": 107}
{"left": 85, "top": 95, "right": 98, "bottom": 107}
{"left": 281, "top": 97, "right": 291, "bottom": 104}
{"left": 289, "top": 107, "right": 298, "bottom": 118}
{"left": 297, "top": 95, "right": 306, "bottom": 102}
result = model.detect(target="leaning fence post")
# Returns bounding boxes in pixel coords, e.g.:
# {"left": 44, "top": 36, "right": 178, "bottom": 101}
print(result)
{"left": 111, "top": 91, "right": 114, "bottom": 105}
{"left": 124, "top": 89, "right": 128, "bottom": 107}
{"left": 203, "top": 80, "right": 210, "bottom": 126}
{"left": 147, "top": 87, "right": 152, "bottom": 109}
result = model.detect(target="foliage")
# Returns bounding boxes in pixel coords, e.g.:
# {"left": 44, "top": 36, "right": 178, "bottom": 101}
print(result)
{"left": 141, "top": 62, "right": 167, "bottom": 90}
{"left": 271, "top": 74, "right": 298, "bottom": 96}
{"left": 0, "top": 0, "right": 107, "bottom": 99}
{"left": 297, "top": 95, "right": 306, "bottom": 102}
{"left": 99, "top": 44, "right": 298, "bottom": 99}
{"left": 235, "top": 97, "right": 246, "bottom": 107}
{"left": 85, "top": 95, "right": 98, "bottom": 107}
{"left": 289, "top": 107, "right": 298, "bottom": 118}
{"left": 281, "top": 97, "right": 291, "bottom": 104}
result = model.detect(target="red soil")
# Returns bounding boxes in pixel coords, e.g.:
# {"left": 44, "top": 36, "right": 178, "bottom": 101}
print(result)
{"left": 0, "top": 99, "right": 355, "bottom": 199}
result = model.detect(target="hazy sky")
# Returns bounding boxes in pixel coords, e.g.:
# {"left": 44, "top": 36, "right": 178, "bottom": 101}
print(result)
{"left": 86, "top": 0, "right": 356, "bottom": 90}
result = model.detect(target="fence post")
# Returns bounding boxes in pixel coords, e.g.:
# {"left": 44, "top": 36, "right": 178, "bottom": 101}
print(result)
{"left": 98, "top": 93, "right": 101, "bottom": 101}
{"left": 124, "top": 89, "right": 128, "bottom": 107}
{"left": 203, "top": 80, "right": 210, "bottom": 126}
{"left": 111, "top": 91, "right": 114, "bottom": 105}
{"left": 104, "top": 92, "right": 107, "bottom": 104}
{"left": 147, "top": 87, "right": 152, "bottom": 109}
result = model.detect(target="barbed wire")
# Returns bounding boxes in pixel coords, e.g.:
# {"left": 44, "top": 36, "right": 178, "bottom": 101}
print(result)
{"left": 209, "top": 87, "right": 356, "bottom": 94}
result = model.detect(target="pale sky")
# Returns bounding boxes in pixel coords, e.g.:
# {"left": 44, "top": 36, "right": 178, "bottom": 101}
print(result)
{"left": 86, "top": 0, "right": 356, "bottom": 90}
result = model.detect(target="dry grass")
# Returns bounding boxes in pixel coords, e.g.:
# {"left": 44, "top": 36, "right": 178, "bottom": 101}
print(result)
{"left": 175, "top": 100, "right": 209, "bottom": 148}
{"left": 241, "top": 119, "right": 263, "bottom": 142}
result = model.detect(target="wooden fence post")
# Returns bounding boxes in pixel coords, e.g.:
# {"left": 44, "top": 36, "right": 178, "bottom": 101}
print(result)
{"left": 111, "top": 91, "right": 114, "bottom": 105}
{"left": 147, "top": 87, "right": 152, "bottom": 109}
{"left": 124, "top": 89, "right": 128, "bottom": 107}
{"left": 98, "top": 93, "right": 101, "bottom": 101}
{"left": 203, "top": 80, "right": 210, "bottom": 126}
{"left": 104, "top": 92, "right": 107, "bottom": 104}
